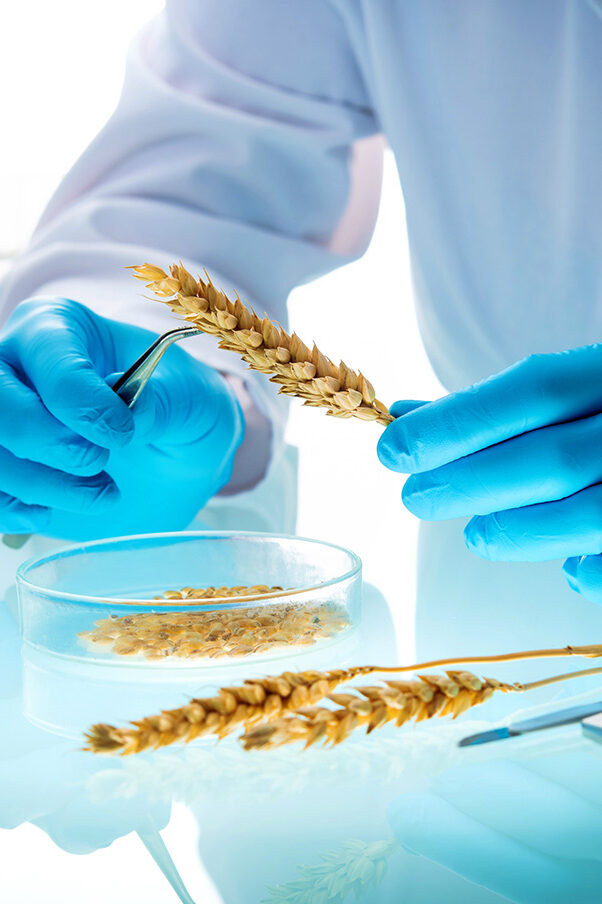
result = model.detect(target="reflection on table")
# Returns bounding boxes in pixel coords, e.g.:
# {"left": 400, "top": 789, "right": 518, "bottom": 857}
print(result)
{"left": 2, "top": 515, "right": 602, "bottom": 902}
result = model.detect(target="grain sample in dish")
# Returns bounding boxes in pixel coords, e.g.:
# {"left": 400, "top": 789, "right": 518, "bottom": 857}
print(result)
{"left": 79, "top": 585, "right": 350, "bottom": 661}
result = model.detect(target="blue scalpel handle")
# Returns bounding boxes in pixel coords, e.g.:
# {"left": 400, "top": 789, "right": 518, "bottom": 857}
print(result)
{"left": 459, "top": 700, "right": 602, "bottom": 746}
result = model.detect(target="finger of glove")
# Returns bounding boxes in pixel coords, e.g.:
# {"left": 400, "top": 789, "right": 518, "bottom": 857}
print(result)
{"left": 524, "top": 748, "right": 602, "bottom": 810}
{"left": 0, "top": 492, "right": 50, "bottom": 534}
{"left": 388, "top": 399, "right": 428, "bottom": 417}
{"left": 432, "top": 761, "right": 602, "bottom": 862}
{"left": 403, "top": 413, "right": 602, "bottom": 520}
{"left": 388, "top": 792, "right": 600, "bottom": 903}
{"left": 563, "top": 554, "right": 602, "bottom": 604}
{"left": 11, "top": 306, "right": 134, "bottom": 449}
{"left": 464, "top": 483, "right": 602, "bottom": 562}
{"left": 0, "top": 446, "right": 119, "bottom": 514}
{"left": 378, "top": 345, "right": 602, "bottom": 474}
{"left": 129, "top": 355, "right": 234, "bottom": 446}
{"left": 0, "top": 363, "right": 108, "bottom": 475}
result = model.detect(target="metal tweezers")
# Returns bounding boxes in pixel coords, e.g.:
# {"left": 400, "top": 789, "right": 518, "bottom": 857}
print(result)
{"left": 3, "top": 326, "right": 202, "bottom": 549}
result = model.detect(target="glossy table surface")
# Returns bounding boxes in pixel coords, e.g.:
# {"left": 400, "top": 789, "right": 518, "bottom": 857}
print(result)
{"left": 2, "top": 410, "right": 602, "bottom": 904}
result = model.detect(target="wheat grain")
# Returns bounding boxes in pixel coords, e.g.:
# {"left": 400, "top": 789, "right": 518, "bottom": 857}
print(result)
{"left": 84, "top": 665, "right": 373, "bottom": 754}
{"left": 241, "top": 671, "right": 517, "bottom": 750}
{"left": 129, "top": 262, "right": 394, "bottom": 425}
{"left": 152, "top": 584, "right": 285, "bottom": 602}
{"left": 79, "top": 600, "right": 349, "bottom": 661}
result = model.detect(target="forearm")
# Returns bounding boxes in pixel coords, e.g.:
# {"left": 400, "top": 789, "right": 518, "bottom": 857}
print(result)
{"left": 221, "top": 375, "right": 272, "bottom": 494}
{"left": 0, "top": 1, "right": 382, "bottom": 494}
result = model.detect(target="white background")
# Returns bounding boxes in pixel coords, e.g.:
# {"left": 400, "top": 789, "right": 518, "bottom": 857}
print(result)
{"left": 0, "top": 3, "right": 444, "bottom": 900}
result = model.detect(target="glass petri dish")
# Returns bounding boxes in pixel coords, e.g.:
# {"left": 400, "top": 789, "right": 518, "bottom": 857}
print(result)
{"left": 16, "top": 531, "right": 362, "bottom": 669}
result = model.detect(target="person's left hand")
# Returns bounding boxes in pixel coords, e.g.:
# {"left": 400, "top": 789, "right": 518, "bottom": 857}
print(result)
{"left": 377, "top": 344, "right": 602, "bottom": 603}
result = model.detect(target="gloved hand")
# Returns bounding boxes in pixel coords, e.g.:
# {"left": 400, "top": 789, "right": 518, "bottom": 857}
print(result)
{"left": 388, "top": 754, "right": 602, "bottom": 903}
{"left": 0, "top": 296, "right": 243, "bottom": 540}
{"left": 377, "top": 345, "right": 602, "bottom": 603}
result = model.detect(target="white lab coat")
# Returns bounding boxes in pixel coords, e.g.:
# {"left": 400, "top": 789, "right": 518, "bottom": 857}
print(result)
{"left": 2, "top": 0, "right": 602, "bottom": 489}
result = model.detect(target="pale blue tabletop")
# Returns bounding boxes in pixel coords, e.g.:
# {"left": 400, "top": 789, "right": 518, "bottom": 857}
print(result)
{"left": 2, "top": 471, "right": 602, "bottom": 904}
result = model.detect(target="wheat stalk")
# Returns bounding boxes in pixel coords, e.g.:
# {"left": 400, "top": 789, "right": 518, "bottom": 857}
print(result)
{"left": 84, "top": 642, "right": 602, "bottom": 755}
{"left": 129, "top": 263, "right": 393, "bottom": 425}
{"left": 84, "top": 665, "right": 373, "bottom": 754}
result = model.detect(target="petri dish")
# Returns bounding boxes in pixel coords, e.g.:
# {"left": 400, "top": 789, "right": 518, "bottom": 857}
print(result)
{"left": 16, "top": 531, "right": 362, "bottom": 669}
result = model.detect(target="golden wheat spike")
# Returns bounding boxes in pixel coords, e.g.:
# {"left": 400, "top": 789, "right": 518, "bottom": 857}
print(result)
{"left": 129, "top": 263, "right": 394, "bottom": 426}
{"left": 240, "top": 671, "right": 517, "bottom": 750}
{"left": 84, "top": 666, "right": 373, "bottom": 755}
{"left": 241, "top": 661, "right": 602, "bottom": 752}
{"left": 84, "top": 643, "right": 602, "bottom": 755}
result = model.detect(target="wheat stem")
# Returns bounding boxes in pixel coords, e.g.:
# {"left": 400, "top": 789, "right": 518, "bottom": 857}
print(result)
{"left": 518, "top": 664, "right": 602, "bottom": 692}
{"left": 366, "top": 642, "right": 602, "bottom": 675}
{"left": 129, "top": 263, "right": 394, "bottom": 425}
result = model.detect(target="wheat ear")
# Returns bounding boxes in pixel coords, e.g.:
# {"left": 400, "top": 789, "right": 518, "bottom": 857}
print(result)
{"left": 241, "top": 671, "right": 516, "bottom": 750}
{"left": 242, "top": 665, "right": 602, "bottom": 750}
{"left": 129, "top": 263, "right": 393, "bottom": 425}
{"left": 84, "top": 643, "right": 602, "bottom": 754}
{"left": 84, "top": 666, "right": 373, "bottom": 755}
{"left": 264, "top": 839, "right": 398, "bottom": 903}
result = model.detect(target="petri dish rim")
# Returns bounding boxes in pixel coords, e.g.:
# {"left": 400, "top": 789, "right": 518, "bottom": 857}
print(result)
{"left": 16, "top": 530, "right": 362, "bottom": 608}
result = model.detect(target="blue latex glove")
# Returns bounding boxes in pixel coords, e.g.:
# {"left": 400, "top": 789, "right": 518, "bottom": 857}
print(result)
{"left": 388, "top": 755, "right": 602, "bottom": 903}
{"left": 377, "top": 345, "right": 602, "bottom": 602}
{"left": 0, "top": 297, "right": 243, "bottom": 540}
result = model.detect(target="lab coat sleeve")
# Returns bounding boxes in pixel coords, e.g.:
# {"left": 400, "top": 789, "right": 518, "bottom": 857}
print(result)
{"left": 0, "top": 0, "right": 383, "bottom": 492}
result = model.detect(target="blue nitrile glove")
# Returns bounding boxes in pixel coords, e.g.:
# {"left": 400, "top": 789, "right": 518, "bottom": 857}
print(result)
{"left": 388, "top": 755, "right": 602, "bottom": 904}
{"left": 0, "top": 297, "right": 243, "bottom": 540}
{"left": 377, "top": 345, "right": 602, "bottom": 603}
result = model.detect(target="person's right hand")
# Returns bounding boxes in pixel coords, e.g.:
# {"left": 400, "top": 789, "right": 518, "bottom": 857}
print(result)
{"left": 0, "top": 296, "right": 243, "bottom": 539}
{"left": 388, "top": 754, "right": 602, "bottom": 903}
{"left": 377, "top": 344, "right": 602, "bottom": 604}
